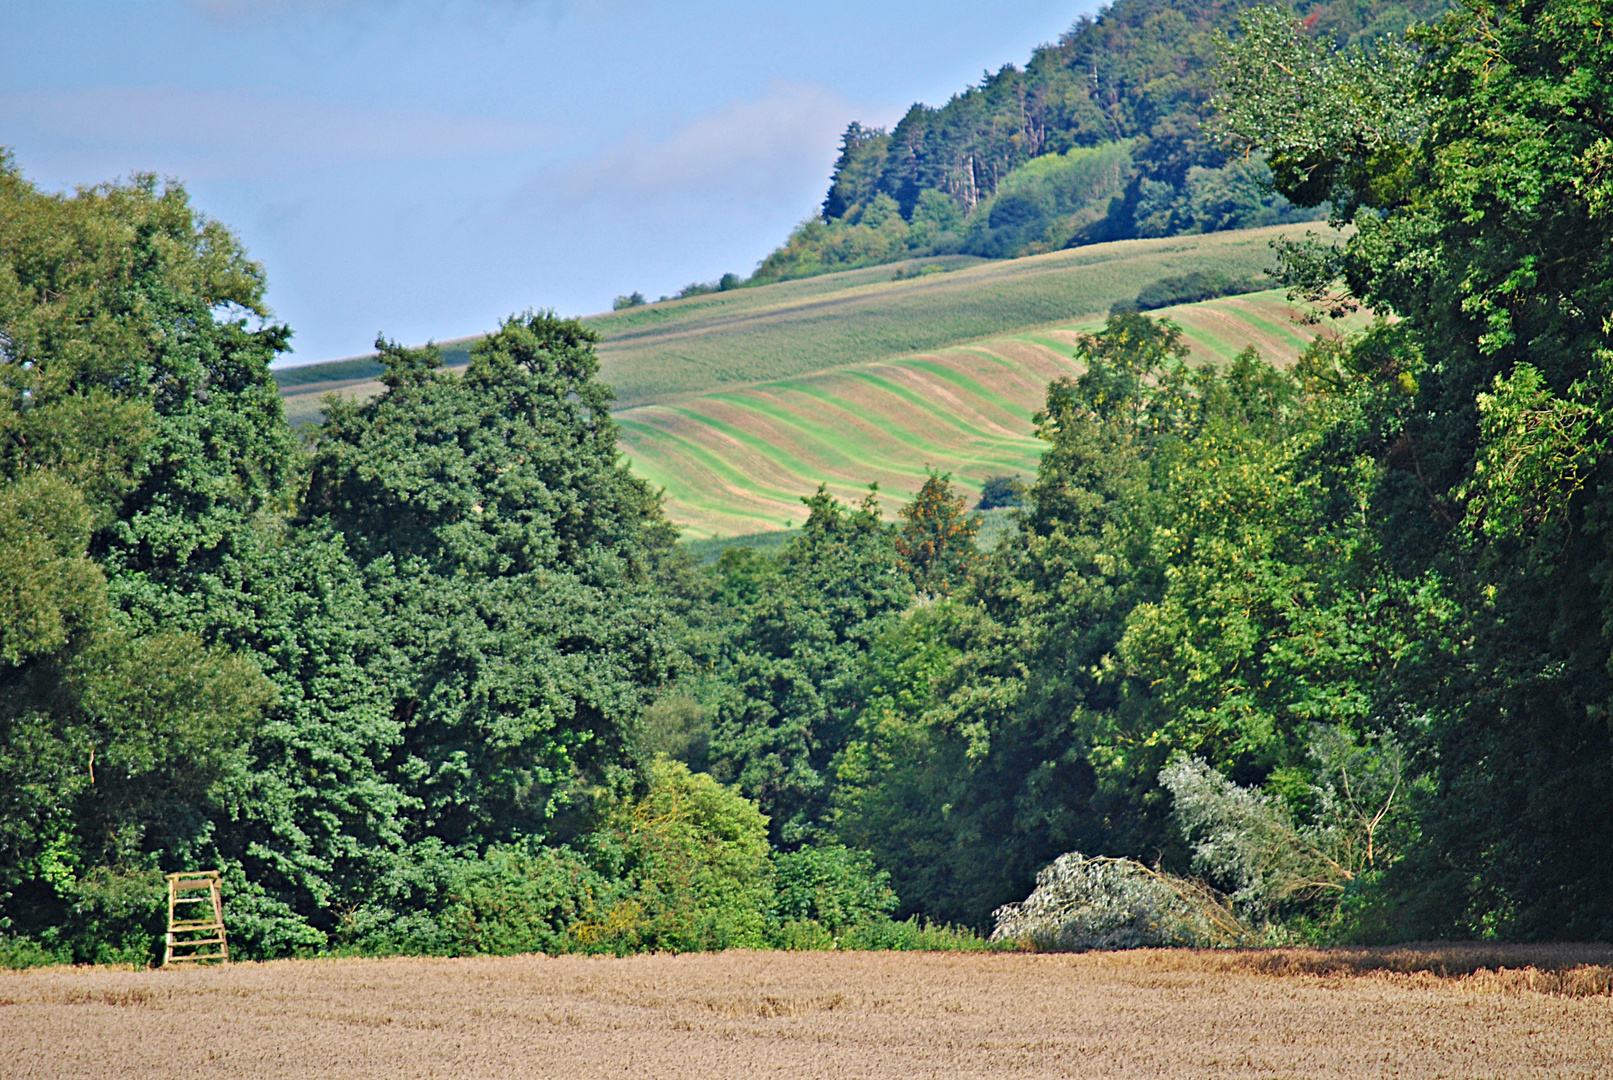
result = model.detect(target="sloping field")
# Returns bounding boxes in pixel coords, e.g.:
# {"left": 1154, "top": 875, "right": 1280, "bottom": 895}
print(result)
{"left": 6, "top": 946, "right": 1611, "bottom": 1079}
{"left": 275, "top": 225, "right": 1361, "bottom": 535}
{"left": 276, "top": 224, "right": 1340, "bottom": 426}
{"left": 622, "top": 289, "right": 1363, "bottom": 538}
{"left": 590, "top": 225, "right": 1328, "bottom": 408}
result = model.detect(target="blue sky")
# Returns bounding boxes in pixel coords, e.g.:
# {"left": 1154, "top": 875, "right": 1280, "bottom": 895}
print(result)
{"left": 2, "top": 0, "right": 1090, "bottom": 364}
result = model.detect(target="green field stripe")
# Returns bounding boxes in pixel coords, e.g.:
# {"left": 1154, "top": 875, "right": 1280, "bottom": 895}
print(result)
{"left": 618, "top": 444, "right": 801, "bottom": 523}
{"left": 672, "top": 376, "right": 1046, "bottom": 493}
{"left": 620, "top": 431, "right": 822, "bottom": 516}
{"left": 616, "top": 418, "right": 826, "bottom": 512}
{"left": 708, "top": 370, "right": 1037, "bottom": 459}
{"left": 748, "top": 375, "right": 1045, "bottom": 473}
{"left": 826, "top": 370, "right": 1045, "bottom": 454}
{"left": 1177, "top": 326, "right": 1248, "bottom": 363}
{"left": 952, "top": 341, "right": 1079, "bottom": 380}
{"left": 1159, "top": 295, "right": 1318, "bottom": 360}
{"left": 1012, "top": 333, "right": 1083, "bottom": 354}
{"left": 897, "top": 360, "right": 1043, "bottom": 421}
{"left": 690, "top": 393, "right": 918, "bottom": 477}
{"left": 1192, "top": 307, "right": 1310, "bottom": 351}
{"left": 803, "top": 367, "right": 1032, "bottom": 445}
{"left": 690, "top": 392, "right": 1032, "bottom": 490}
{"left": 1216, "top": 308, "right": 1315, "bottom": 352}
{"left": 648, "top": 402, "right": 881, "bottom": 482}
{"left": 702, "top": 381, "right": 1032, "bottom": 472}
{"left": 1177, "top": 321, "right": 1296, "bottom": 364}
{"left": 632, "top": 400, "right": 973, "bottom": 503}
{"left": 636, "top": 380, "right": 1043, "bottom": 491}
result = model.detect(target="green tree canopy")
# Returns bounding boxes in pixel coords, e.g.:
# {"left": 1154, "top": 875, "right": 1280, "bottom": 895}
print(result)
{"left": 1218, "top": 0, "right": 1613, "bottom": 938}
{"left": 308, "top": 315, "right": 681, "bottom": 849}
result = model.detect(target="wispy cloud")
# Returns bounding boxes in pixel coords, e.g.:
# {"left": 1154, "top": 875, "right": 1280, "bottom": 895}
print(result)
{"left": 544, "top": 82, "right": 864, "bottom": 211}
{"left": 0, "top": 87, "right": 554, "bottom": 179}
{"left": 188, "top": 0, "right": 398, "bottom": 19}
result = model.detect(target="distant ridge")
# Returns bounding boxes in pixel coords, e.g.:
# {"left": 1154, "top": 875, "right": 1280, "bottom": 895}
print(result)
{"left": 273, "top": 355, "right": 385, "bottom": 389}
{"left": 747, "top": 0, "right": 1446, "bottom": 284}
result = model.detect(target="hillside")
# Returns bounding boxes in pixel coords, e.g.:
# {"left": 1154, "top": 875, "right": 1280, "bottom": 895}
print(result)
{"left": 280, "top": 222, "right": 1329, "bottom": 418}
{"left": 747, "top": 0, "right": 1447, "bottom": 284}
{"left": 621, "top": 286, "right": 1364, "bottom": 538}
{"left": 278, "top": 224, "right": 1353, "bottom": 535}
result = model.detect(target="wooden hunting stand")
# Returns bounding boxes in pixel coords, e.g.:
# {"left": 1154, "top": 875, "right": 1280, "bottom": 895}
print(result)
{"left": 164, "top": 870, "right": 228, "bottom": 967}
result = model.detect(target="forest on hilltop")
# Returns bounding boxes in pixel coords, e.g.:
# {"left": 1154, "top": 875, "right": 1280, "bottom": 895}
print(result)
{"left": 4, "top": 0, "right": 1613, "bottom": 966}
{"left": 749, "top": 0, "right": 1447, "bottom": 284}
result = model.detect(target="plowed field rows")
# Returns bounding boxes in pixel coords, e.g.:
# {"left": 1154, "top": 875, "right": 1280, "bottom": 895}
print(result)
{"left": 621, "top": 289, "right": 1362, "bottom": 538}
{"left": 274, "top": 226, "right": 1363, "bottom": 537}
{"left": 6, "top": 946, "right": 1611, "bottom": 1079}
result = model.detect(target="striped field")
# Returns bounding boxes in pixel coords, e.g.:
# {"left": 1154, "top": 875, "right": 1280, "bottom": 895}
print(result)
{"left": 618, "top": 289, "right": 1364, "bottom": 538}
{"left": 274, "top": 225, "right": 1361, "bottom": 537}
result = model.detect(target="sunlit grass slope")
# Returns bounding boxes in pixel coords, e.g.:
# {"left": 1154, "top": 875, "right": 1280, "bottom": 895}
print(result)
{"left": 590, "top": 225, "right": 1329, "bottom": 408}
{"left": 619, "top": 288, "right": 1365, "bottom": 539}
{"left": 275, "top": 224, "right": 1358, "bottom": 536}
{"left": 277, "top": 224, "right": 1338, "bottom": 427}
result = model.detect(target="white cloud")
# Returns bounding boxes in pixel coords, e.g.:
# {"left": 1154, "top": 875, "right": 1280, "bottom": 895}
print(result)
{"left": 0, "top": 87, "right": 554, "bottom": 180}
{"left": 546, "top": 82, "right": 868, "bottom": 210}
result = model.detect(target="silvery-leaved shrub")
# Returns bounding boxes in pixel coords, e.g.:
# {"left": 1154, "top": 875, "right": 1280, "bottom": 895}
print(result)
{"left": 989, "top": 852, "right": 1248, "bottom": 950}
{"left": 1160, "top": 735, "right": 1411, "bottom": 923}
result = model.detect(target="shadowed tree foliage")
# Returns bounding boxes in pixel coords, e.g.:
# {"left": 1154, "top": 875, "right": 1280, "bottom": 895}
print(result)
{"left": 1219, "top": 0, "right": 1613, "bottom": 940}
{"left": 307, "top": 314, "right": 681, "bottom": 850}
{"left": 707, "top": 487, "right": 912, "bottom": 846}
{"left": 0, "top": 155, "right": 305, "bottom": 960}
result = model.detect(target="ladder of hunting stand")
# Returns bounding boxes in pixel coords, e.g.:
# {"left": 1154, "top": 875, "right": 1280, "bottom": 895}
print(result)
{"left": 164, "top": 870, "right": 228, "bottom": 967}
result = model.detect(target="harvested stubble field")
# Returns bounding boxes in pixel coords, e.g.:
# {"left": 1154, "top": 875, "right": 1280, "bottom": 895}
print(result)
{"left": 5, "top": 945, "right": 1612, "bottom": 1079}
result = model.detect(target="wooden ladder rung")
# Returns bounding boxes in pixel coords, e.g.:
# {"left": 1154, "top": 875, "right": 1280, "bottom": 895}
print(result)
{"left": 164, "top": 870, "right": 228, "bottom": 968}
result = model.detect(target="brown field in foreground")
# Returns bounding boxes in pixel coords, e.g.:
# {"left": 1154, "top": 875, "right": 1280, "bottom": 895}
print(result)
{"left": 4, "top": 945, "right": 1612, "bottom": 1079}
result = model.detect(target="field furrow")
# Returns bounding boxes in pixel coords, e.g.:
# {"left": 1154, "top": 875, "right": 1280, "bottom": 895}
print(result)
{"left": 275, "top": 228, "right": 1369, "bottom": 540}
{"left": 621, "top": 289, "right": 1362, "bottom": 538}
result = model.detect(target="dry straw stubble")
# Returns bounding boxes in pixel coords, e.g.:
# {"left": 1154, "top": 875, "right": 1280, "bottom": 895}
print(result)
{"left": 4, "top": 945, "right": 1613, "bottom": 1079}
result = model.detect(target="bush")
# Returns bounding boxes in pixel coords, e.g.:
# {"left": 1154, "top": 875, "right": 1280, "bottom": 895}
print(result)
{"left": 613, "top": 291, "right": 647, "bottom": 310}
{"left": 672, "top": 274, "right": 743, "bottom": 300}
{"left": 36, "top": 868, "right": 168, "bottom": 967}
{"left": 443, "top": 845, "right": 615, "bottom": 956}
{"left": 774, "top": 919, "right": 837, "bottom": 950}
{"left": 990, "top": 852, "right": 1249, "bottom": 951}
{"left": 837, "top": 915, "right": 997, "bottom": 951}
{"left": 576, "top": 758, "right": 775, "bottom": 953}
{"left": 773, "top": 843, "right": 897, "bottom": 932}
{"left": 0, "top": 936, "right": 62, "bottom": 969}
{"left": 1161, "top": 739, "right": 1415, "bottom": 934}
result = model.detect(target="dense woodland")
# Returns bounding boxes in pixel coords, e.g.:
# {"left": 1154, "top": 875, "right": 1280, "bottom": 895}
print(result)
{"left": 749, "top": 0, "right": 1447, "bottom": 284}
{"left": 4, "top": 0, "right": 1613, "bottom": 964}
